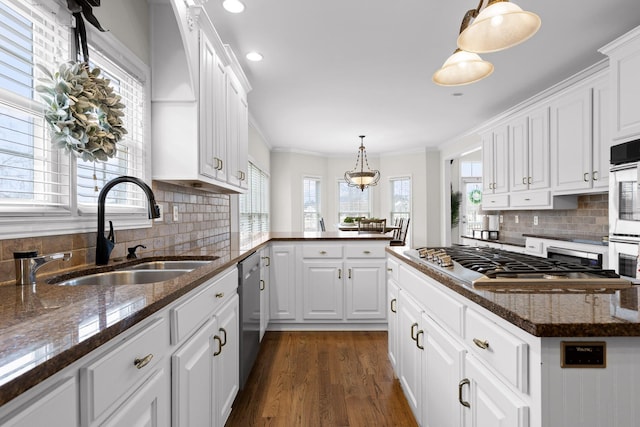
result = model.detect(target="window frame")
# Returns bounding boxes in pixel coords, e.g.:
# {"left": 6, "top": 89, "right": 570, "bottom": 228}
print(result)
{"left": 389, "top": 175, "right": 412, "bottom": 225}
{"left": 0, "top": 1, "right": 152, "bottom": 239}
{"left": 303, "top": 176, "right": 321, "bottom": 232}
{"left": 337, "top": 179, "right": 372, "bottom": 223}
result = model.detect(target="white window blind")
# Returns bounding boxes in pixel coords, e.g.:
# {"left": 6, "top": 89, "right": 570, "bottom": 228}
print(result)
{"left": 77, "top": 46, "right": 147, "bottom": 213}
{"left": 303, "top": 177, "right": 321, "bottom": 231}
{"left": 390, "top": 176, "right": 411, "bottom": 224}
{"left": 239, "top": 162, "right": 269, "bottom": 247}
{"left": 338, "top": 181, "right": 370, "bottom": 222}
{"left": 0, "top": 0, "right": 70, "bottom": 212}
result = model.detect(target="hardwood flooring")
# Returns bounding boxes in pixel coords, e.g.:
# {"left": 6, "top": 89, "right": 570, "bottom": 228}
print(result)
{"left": 226, "top": 331, "right": 418, "bottom": 427}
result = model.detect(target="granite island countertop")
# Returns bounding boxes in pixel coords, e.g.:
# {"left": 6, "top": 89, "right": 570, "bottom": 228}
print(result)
{"left": 386, "top": 246, "right": 640, "bottom": 338}
{"left": 0, "top": 231, "right": 390, "bottom": 406}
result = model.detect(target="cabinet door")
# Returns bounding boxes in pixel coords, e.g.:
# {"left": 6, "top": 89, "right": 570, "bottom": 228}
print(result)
{"left": 237, "top": 95, "right": 249, "bottom": 190}
{"left": 493, "top": 124, "right": 510, "bottom": 194}
{"left": 528, "top": 106, "right": 550, "bottom": 190}
{"left": 509, "top": 115, "right": 529, "bottom": 192}
{"left": 423, "top": 314, "right": 465, "bottom": 427}
{"left": 481, "top": 131, "right": 495, "bottom": 194}
{"left": 269, "top": 245, "right": 297, "bottom": 320}
{"left": 592, "top": 76, "right": 611, "bottom": 189}
{"left": 387, "top": 279, "right": 400, "bottom": 376}
{"left": 345, "top": 260, "right": 386, "bottom": 319}
{"left": 398, "top": 290, "right": 424, "bottom": 425}
{"left": 0, "top": 377, "right": 78, "bottom": 427}
{"left": 226, "top": 75, "right": 241, "bottom": 188}
{"left": 550, "top": 85, "right": 592, "bottom": 192}
{"left": 302, "top": 260, "right": 344, "bottom": 320}
{"left": 103, "top": 368, "right": 169, "bottom": 427}
{"left": 199, "top": 32, "right": 227, "bottom": 182}
{"left": 463, "top": 355, "right": 529, "bottom": 427}
{"left": 214, "top": 295, "right": 240, "bottom": 427}
{"left": 172, "top": 319, "right": 216, "bottom": 427}
{"left": 609, "top": 43, "right": 640, "bottom": 141}
{"left": 259, "top": 248, "right": 270, "bottom": 340}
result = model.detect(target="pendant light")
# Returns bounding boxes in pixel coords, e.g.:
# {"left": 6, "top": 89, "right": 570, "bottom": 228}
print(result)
{"left": 433, "top": 8, "right": 494, "bottom": 86}
{"left": 457, "top": 0, "right": 541, "bottom": 54}
{"left": 344, "top": 135, "right": 380, "bottom": 191}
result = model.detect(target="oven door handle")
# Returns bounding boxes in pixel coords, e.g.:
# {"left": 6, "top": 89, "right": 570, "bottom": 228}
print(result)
{"left": 546, "top": 246, "right": 601, "bottom": 261}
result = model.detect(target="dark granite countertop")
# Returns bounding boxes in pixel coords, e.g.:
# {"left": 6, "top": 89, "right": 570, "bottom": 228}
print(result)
{"left": 0, "top": 232, "right": 389, "bottom": 406}
{"left": 386, "top": 247, "right": 640, "bottom": 338}
{"left": 460, "top": 235, "right": 526, "bottom": 247}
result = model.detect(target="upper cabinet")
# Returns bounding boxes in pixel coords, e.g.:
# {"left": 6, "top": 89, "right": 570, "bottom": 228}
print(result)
{"left": 600, "top": 25, "right": 640, "bottom": 143}
{"left": 508, "top": 106, "right": 550, "bottom": 193}
{"left": 481, "top": 125, "right": 510, "bottom": 210}
{"left": 149, "top": 0, "right": 251, "bottom": 193}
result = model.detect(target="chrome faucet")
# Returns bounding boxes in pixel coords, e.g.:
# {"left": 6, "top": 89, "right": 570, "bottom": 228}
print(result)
{"left": 96, "top": 176, "right": 161, "bottom": 265}
{"left": 14, "top": 250, "right": 72, "bottom": 285}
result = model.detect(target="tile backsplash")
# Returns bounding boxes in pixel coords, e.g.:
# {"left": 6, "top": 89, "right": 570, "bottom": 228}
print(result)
{"left": 498, "top": 193, "right": 608, "bottom": 241}
{"left": 0, "top": 181, "right": 230, "bottom": 284}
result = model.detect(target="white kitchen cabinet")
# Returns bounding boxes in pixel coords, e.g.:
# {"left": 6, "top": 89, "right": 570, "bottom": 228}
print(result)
{"left": 387, "top": 276, "right": 400, "bottom": 376}
{"left": 214, "top": 295, "right": 240, "bottom": 427}
{"left": 302, "top": 260, "right": 344, "bottom": 320}
{"left": 150, "top": 1, "right": 251, "bottom": 193}
{"left": 509, "top": 107, "right": 550, "bottom": 193}
{"left": 259, "top": 247, "right": 271, "bottom": 340}
{"left": 0, "top": 377, "right": 78, "bottom": 427}
{"left": 599, "top": 25, "right": 640, "bottom": 142}
{"left": 398, "top": 289, "right": 424, "bottom": 425}
{"left": 482, "top": 124, "right": 510, "bottom": 200}
{"left": 345, "top": 260, "right": 386, "bottom": 320}
{"left": 423, "top": 313, "right": 465, "bottom": 427}
{"left": 462, "top": 355, "right": 529, "bottom": 427}
{"left": 269, "top": 244, "right": 297, "bottom": 320}
{"left": 592, "top": 74, "right": 611, "bottom": 190}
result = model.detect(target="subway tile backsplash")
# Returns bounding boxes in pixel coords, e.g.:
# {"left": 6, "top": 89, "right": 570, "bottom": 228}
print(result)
{"left": 497, "top": 193, "right": 608, "bottom": 241}
{"left": 0, "top": 181, "right": 230, "bottom": 284}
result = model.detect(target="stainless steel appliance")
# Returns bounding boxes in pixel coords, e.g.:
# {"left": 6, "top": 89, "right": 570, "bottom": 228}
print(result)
{"left": 404, "top": 246, "right": 630, "bottom": 292}
{"left": 238, "top": 251, "right": 261, "bottom": 389}
{"left": 546, "top": 246, "right": 603, "bottom": 268}
{"left": 609, "top": 138, "right": 640, "bottom": 277}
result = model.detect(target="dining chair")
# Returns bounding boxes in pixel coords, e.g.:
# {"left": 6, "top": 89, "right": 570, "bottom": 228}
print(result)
{"left": 319, "top": 217, "right": 326, "bottom": 231}
{"left": 358, "top": 218, "right": 386, "bottom": 233}
{"left": 390, "top": 218, "right": 410, "bottom": 246}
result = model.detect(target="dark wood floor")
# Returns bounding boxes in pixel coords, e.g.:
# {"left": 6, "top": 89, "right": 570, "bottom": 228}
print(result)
{"left": 226, "top": 331, "right": 418, "bottom": 427}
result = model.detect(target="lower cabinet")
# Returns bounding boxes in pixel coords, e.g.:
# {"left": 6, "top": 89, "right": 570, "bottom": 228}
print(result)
{"left": 269, "top": 244, "right": 297, "bottom": 320}
{"left": 259, "top": 246, "right": 270, "bottom": 340}
{"left": 345, "top": 260, "right": 386, "bottom": 319}
{"left": 398, "top": 289, "right": 425, "bottom": 425}
{"left": 302, "top": 260, "right": 344, "bottom": 319}
{"left": 387, "top": 278, "right": 400, "bottom": 376}
{"left": 214, "top": 294, "right": 240, "bottom": 426}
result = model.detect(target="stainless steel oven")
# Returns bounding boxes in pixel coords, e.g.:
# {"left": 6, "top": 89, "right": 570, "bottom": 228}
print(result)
{"left": 610, "top": 139, "right": 640, "bottom": 238}
{"left": 608, "top": 236, "right": 638, "bottom": 280}
{"left": 546, "top": 246, "right": 603, "bottom": 268}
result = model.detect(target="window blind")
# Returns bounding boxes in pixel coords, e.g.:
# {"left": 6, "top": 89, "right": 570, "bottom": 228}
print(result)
{"left": 0, "top": 0, "right": 71, "bottom": 211}
{"left": 303, "top": 177, "right": 321, "bottom": 231}
{"left": 390, "top": 176, "right": 411, "bottom": 223}
{"left": 240, "top": 162, "right": 269, "bottom": 246}
{"left": 338, "top": 181, "right": 370, "bottom": 222}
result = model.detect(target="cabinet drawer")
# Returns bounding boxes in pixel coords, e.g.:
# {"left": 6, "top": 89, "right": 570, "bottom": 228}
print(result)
{"left": 465, "top": 308, "right": 529, "bottom": 393}
{"left": 482, "top": 193, "right": 509, "bottom": 209}
{"left": 81, "top": 317, "right": 169, "bottom": 425}
{"left": 171, "top": 267, "right": 237, "bottom": 344}
{"left": 510, "top": 190, "right": 550, "bottom": 208}
{"left": 421, "top": 276, "right": 465, "bottom": 337}
{"left": 302, "top": 245, "right": 343, "bottom": 258}
{"left": 345, "top": 245, "right": 386, "bottom": 258}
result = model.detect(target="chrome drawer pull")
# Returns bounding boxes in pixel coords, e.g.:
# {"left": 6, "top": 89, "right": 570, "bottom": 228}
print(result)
{"left": 338, "top": 268, "right": 342, "bottom": 279}
{"left": 473, "top": 338, "right": 490, "bottom": 350}
{"left": 213, "top": 336, "right": 222, "bottom": 356}
{"left": 363, "top": 250, "right": 371, "bottom": 254}
{"left": 260, "top": 279, "right": 265, "bottom": 290}
{"left": 410, "top": 322, "right": 418, "bottom": 341}
{"left": 320, "top": 250, "right": 327, "bottom": 255}
{"left": 215, "top": 292, "right": 224, "bottom": 298}
{"left": 416, "top": 330, "right": 424, "bottom": 350}
{"left": 390, "top": 298, "right": 397, "bottom": 313}
{"left": 133, "top": 354, "right": 153, "bottom": 370}
{"left": 387, "top": 267, "right": 393, "bottom": 272}
{"left": 458, "top": 379, "right": 471, "bottom": 408}
{"left": 219, "top": 327, "right": 227, "bottom": 346}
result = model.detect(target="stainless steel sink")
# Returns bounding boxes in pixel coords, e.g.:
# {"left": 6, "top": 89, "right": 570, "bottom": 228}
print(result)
{"left": 54, "top": 269, "right": 190, "bottom": 286}
{"left": 125, "top": 260, "right": 213, "bottom": 270}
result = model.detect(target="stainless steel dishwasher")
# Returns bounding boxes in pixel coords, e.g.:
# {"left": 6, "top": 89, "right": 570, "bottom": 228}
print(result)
{"left": 237, "top": 251, "right": 261, "bottom": 389}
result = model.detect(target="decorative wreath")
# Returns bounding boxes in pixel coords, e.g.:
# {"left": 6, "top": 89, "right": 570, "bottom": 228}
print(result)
{"left": 36, "top": 61, "right": 127, "bottom": 162}
{"left": 469, "top": 188, "right": 482, "bottom": 205}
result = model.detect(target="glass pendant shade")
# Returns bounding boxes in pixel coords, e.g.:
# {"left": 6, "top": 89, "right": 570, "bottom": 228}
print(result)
{"left": 457, "top": 0, "right": 541, "bottom": 53}
{"left": 432, "top": 49, "right": 494, "bottom": 86}
{"left": 344, "top": 136, "right": 380, "bottom": 191}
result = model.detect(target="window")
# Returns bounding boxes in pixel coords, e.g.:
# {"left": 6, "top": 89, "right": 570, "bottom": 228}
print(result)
{"left": 0, "top": 0, "right": 150, "bottom": 238}
{"left": 390, "top": 176, "right": 411, "bottom": 224}
{"left": 338, "top": 181, "right": 370, "bottom": 223}
{"left": 303, "top": 177, "right": 321, "bottom": 231}
{"left": 239, "top": 162, "right": 269, "bottom": 247}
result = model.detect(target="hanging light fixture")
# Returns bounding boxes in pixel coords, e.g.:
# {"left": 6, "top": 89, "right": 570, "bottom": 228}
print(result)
{"left": 344, "top": 135, "right": 380, "bottom": 191}
{"left": 457, "top": 0, "right": 541, "bottom": 54}
{"left": 433, "top": 8, "right": 494, "bottom": 86}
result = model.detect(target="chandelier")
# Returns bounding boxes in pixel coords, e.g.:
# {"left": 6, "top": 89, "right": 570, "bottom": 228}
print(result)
{"left": 344, "top": 135, "right": 380, "bottom": 191}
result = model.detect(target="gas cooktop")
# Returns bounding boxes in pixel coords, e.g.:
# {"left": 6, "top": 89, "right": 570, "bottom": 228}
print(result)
{"left": 403, "top": 246, "right": 631, "bottom": 293}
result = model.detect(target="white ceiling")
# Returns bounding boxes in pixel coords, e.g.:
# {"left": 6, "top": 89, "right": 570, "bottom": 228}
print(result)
{"left": 206, "top": 0, "right": 640, "bottom": 155}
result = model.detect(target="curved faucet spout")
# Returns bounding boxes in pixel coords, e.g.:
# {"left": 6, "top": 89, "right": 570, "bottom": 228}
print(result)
{"left": 96, "top": 176, "right": 160, "bottom": 265}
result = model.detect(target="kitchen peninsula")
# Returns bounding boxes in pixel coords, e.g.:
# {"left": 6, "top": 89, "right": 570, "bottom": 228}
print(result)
{"left": 0, "top": 231, "right": 390, "bottom": 425}
{"left": 386, "top": 247, "right": 640, "bottom": 427}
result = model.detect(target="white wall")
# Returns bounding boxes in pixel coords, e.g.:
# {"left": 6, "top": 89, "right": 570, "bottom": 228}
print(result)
{"left": 248, "top": 122, "right": 271, "bottom": 175}
{"left": 94, "top": 0, "right": 150, "bottom": 65}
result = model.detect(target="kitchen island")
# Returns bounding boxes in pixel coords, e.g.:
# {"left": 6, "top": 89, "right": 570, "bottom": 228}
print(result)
{"left": 386, "top": 246, "right": 640, "bottom": 427}
{"left": 0, "top": 231, "right": 390, "bottom": 424}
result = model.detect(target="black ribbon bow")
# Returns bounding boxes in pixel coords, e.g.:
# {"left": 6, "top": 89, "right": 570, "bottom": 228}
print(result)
{"left": 66, "top": 0, "right": 106, "bottom": 63}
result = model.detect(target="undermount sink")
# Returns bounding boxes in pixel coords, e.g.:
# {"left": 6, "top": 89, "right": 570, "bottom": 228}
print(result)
{"left": 125, "top": 260, "right": 214, "bottom": 270}
{"left": 54, "top": 269, "right": 191, "bottom": 286}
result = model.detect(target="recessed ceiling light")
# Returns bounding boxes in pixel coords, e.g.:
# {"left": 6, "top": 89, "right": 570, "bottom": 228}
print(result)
{"left": 222, "top": 0, "right": 245, "bottom": 13}
{"left": 246, "top": 52, "right": 263, "bottom": 62}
